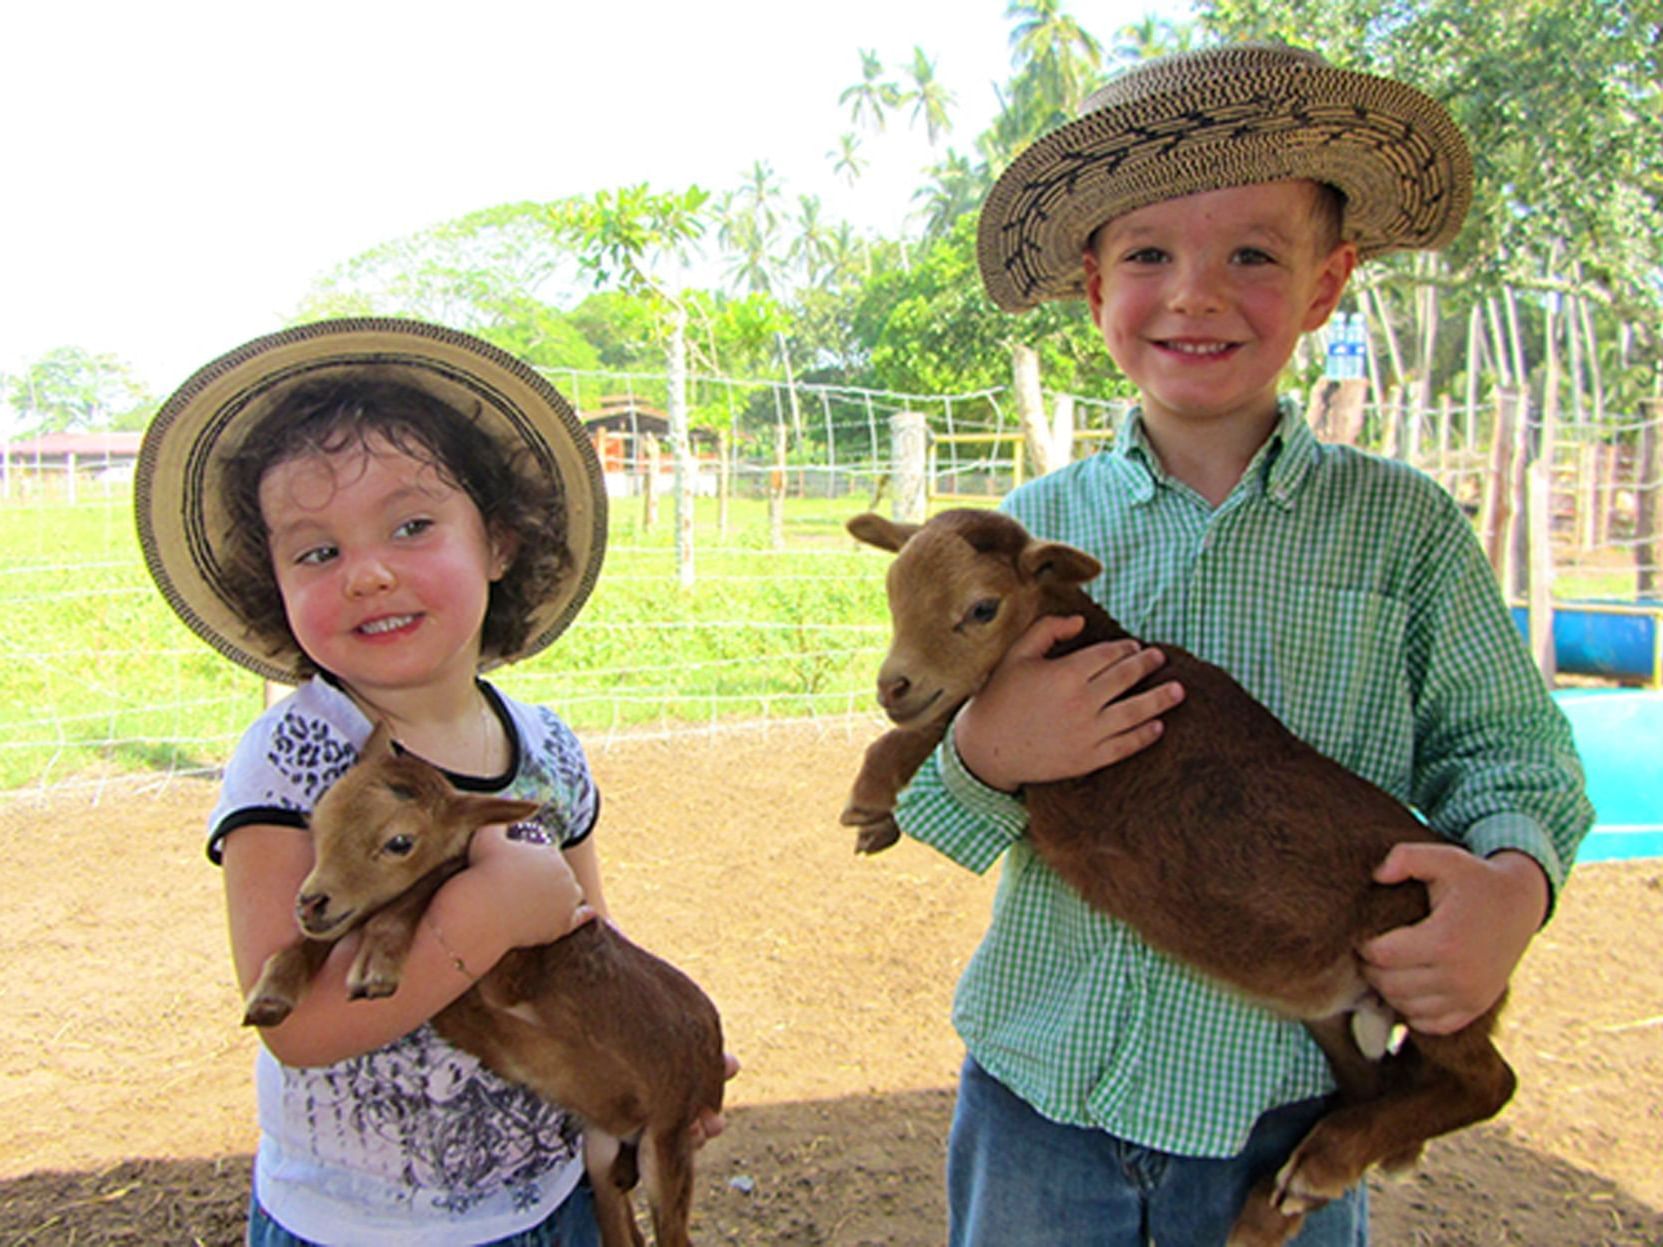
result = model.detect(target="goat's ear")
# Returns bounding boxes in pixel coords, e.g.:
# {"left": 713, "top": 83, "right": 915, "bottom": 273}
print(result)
{"left": 847, "top": 512, "right": 918, "bottom": 553}
{"left": 1019, "top": 540, "right": 1102, "bottom": 586}
{"left": 460, "top": 796, "right": 545, "bottom": 830}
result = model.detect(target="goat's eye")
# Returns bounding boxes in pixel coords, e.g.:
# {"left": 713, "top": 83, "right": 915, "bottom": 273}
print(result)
{"left": 967, "top": 598, "right": 1000, "bottom": 625}
{"left": 383, "top": 834, "right": 415, "bottom": 856}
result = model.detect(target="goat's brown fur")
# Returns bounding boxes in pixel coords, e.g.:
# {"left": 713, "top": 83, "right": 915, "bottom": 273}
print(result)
{"left": 843, "top": 508, "right": 1516, "bottom": 1247}
{"left": 244, "top": 723, "right": 725, "bottom": 1247}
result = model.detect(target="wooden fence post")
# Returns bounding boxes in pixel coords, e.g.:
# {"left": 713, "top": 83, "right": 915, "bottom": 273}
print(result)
{"left": 1639, "top": 398, "right": 1662, "bottom": 596}
{"left": 769, "top": 423, "right": 787, "bottom": 551}
{"left": 642, "top": 435, "right": 659, "bottom": 532}
{"left": 717, "top": 429, "right": 730, "bottom": 538}
{"left": 891, "top": 411, "right": 928, "bottom": 523}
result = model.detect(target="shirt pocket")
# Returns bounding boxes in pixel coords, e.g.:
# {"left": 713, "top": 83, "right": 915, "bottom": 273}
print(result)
{"left": 1266, "top": 586, "right": 1412, "bottom": 774}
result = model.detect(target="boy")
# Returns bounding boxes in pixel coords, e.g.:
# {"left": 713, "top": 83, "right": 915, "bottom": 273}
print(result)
{"left": 896, "top": 43, "right": 1592, "bottom": 1246}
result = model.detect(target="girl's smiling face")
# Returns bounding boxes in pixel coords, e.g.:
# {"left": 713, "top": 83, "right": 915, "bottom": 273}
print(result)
{"left": 259, "top": 433, "right": 509, "bottom": 698}
{"left": 1083, "top": 180, "right": 1356, "bottom": 439}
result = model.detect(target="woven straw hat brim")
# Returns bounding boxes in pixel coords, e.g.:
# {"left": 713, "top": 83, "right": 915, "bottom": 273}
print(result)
{"left": 135, "top": 318, "right": 607, "bottom": 684}
{"left": 978, "top": 44, "right": 1474, "bottom": 312}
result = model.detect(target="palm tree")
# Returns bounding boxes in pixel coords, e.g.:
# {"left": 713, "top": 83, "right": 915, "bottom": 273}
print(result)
{"left": 828, "top": 132, "right": 867, "bottom": 187}
{"left": 911, "top": 149, "right": 987, "bottom": 239}
{"left": 1113, "top": 15, "right": 1193, "bottom": 63}
{"left": 735, "top": 159, "right": 783, "bottom": 233}
{"left": 839, "top": 48, "right": 902, "bottom": 132}
{"left": 903, "top": 46, "right": 956, "bottom": 146}
{"left": 717, "top": 194, "right": 779, "bottom": 295}
{"left": 788, "top": 195, "right": 837, "bottom": 286}
{"left": 1007, "top": 0, "right": 1104, "bottom": 115}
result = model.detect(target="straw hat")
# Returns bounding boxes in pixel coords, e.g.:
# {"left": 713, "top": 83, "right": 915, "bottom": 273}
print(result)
{"left": 979, "top": 43, "right": 1473, "bottom": 312}
{"left": 135, "top": 318, "right": 607, "bottom": 683}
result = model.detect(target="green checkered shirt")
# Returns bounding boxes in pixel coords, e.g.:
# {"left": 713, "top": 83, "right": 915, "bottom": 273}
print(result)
{"left": 896, "top": 400, "right": 1592, "bottom": 1157}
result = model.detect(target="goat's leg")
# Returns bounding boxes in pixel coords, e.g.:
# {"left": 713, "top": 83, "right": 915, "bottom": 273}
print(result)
{"left": 585, "top": 1128, "right": 646, "bottom": 1247}
{"left": 1270, "top": 1015, "right": 1515, "bottom": 1217}
{"left": 346, "top": 862, "right": 462, "bottom": 1000}
{"left": 1227, "top": 1176, "right": 1308, "bottom": 1247}
{"left": 243, "top": 939, "right": 332, "bottom": 1027}
{"left": 841, "top": 726, "right": 944, "bottom": 853}
{"left": 641, "top": 1125, "right": 698, "bottom": 1247}
{"left": 1229, "top": 1013, "right": 1383, "bottom": 1247}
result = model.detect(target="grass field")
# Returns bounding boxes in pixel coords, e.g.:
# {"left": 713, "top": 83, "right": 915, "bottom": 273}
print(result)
{"left": 0, "top": 486, "right": 897, "bottom": 792}
{"left": 1, "top": 473, "right": 1647, "bottom": 794}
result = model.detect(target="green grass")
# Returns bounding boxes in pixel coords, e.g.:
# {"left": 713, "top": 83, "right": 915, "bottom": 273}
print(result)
{"left": 0, "top": 489, "right": 897, "bottom": 792}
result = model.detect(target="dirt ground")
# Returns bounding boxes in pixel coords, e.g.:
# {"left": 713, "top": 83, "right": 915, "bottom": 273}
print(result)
{"left": 2, "top": 719, "right": 1660, "bottom": 1246}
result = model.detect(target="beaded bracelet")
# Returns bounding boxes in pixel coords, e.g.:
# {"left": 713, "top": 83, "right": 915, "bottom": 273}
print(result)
{"left": 426, "top": 915, "right": 477, "bottom": 982}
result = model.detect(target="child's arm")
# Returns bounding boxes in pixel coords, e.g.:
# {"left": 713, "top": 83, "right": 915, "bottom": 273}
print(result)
{"left": 1360, "top": 845, "right": 1549, "bottom": 1035}
{"left": 955, "top": 614, "right": 1182, "bottom": 792}
{"left": 223, "top": 820, "right": 589, "bottom": 1068}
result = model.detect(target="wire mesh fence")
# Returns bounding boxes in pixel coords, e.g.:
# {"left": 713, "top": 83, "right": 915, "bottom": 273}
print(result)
{"left": 1, "top": 373, "right": 1658, "bottom": 801}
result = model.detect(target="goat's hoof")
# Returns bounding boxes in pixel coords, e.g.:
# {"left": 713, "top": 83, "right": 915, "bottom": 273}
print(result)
{"left": 1272, "top": 1135, "right": 1355, "bottom": 1215}
{"left": 1226, "top": 1176, "right": 1305, "bottom": 1247}
{"left": 853, "top": 817, "right": 901, "bottom": 854}
{"left": 842, "top": 803, "right": 901, "bottom": 852}
{"left": 347, "top": 974, "right": 399, "bottom": 1001}
{"left": 243, "top": 995, "right": 293, "bottom": 1028}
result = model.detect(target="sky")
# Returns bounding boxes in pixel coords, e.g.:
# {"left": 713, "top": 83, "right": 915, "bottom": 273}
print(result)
{"left": 0, "top": 0, "right": 1179, "bottom": 415}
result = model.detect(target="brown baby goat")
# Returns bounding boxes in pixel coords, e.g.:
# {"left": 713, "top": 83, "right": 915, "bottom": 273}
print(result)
{"left": 243, "top": 722, "right": 725, "bottom": 1247}
{"left": 841, "top": 508, "right": 1516, "bottom": 1247}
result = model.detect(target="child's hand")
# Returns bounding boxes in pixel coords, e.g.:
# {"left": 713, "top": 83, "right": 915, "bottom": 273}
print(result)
{"left": 1360, "top": 845, "right": 1550, "bottom": 1034}
{"left": 466, "top": 825, "right": 595, "bottom": 949}
{"left": 956, "top": 615, "right": 1183, "bottom": 793}
{"left": 692, "top": 1052, "right": 742, "bottom": 1147}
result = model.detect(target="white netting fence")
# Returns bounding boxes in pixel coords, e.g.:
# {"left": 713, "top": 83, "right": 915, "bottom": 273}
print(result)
{"left": 1, "top": 370, "right": 1658, "bottom": 803}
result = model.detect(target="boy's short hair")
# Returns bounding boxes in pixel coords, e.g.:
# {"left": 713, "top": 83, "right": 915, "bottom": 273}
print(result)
{"left": 136, "top": 319, "right": 607, "bottom": 684}
{"left": 979, "top": 42, "right": 1472, "bottom": 312}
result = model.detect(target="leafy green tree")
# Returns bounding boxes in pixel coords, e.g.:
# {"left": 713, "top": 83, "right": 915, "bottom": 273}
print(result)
{"left": 547, "top": 184, "right": 711, "bottom": 586}
{"left": 856, "top": 215, "right": 1123, "bottom": 398}
{"left": 5, "top": 347, "right": 154, "bottom": 434}
{"left": 294, "top": 206, "right": 598, "bottom": 372}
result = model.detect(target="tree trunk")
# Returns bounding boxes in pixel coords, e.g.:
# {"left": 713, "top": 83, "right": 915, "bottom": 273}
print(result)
{"left": 1485, "top": 297, "right": 1513, "bottom": 389}
{"left": 1011, "top": 343, "right": 1060, "bottom": 476}
{"left": 1481, "top": 389, "right": 1518, "bottom": 580}
{"left": 1464, "top": 304, "right": 1482, "bottom": 451}
{"left": 1528, "top": 297, "right": 1561, "bottom": 680}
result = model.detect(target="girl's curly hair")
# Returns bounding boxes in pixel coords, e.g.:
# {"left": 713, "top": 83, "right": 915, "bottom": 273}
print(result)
{"left": 216, "top": 375, "right": 574, "bottom": 677}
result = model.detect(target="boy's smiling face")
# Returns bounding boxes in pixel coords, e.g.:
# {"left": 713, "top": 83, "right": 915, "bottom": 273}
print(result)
{"left": 1083, "top": 179, "right": 1356, "bottom": 441}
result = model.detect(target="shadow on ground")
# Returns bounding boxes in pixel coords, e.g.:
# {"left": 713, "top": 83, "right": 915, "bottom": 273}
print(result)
{"left": 5, "top": 1091, "right": 1660, "bottom": 1247}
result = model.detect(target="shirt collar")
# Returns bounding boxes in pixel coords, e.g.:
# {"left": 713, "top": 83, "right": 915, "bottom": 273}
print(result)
{"left": 1109, "top": 397, "right": 1319, "bottom": 510}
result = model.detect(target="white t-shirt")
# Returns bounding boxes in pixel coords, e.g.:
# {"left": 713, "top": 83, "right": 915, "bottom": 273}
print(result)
{"left": 210, "top": 676, "right": 597, "bottom": 1246}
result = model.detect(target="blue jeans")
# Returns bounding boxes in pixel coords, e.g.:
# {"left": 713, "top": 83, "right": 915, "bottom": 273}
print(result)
{"left": 948, "top": 1056, "right": 1368, "bottom": 1247}
{"left": 246, "top": 1176, "right": 600, "bottom": 1247}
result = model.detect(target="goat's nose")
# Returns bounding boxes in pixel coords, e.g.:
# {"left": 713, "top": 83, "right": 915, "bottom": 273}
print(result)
{"left": 296, "top": 892, "right": 330, "bottom": 925}
{"left": 877, "top": 674, "right": 911, "bottom": 710}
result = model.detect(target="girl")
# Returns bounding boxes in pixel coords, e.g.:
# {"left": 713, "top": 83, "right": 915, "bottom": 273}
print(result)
{"left": 137, "top": 319, "right": 702, "bottom": 1246}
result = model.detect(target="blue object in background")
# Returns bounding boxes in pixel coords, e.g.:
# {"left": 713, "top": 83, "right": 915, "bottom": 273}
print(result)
{"left": 1551, "top": 688, "right": 1663, "bottom": 863}
{"left": 1512, "top": 601, "right": 1663, "bottom": 687}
